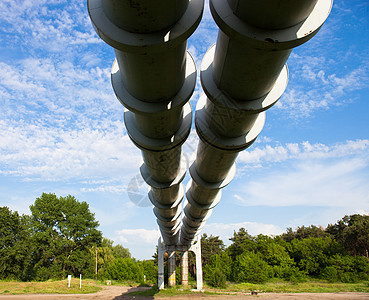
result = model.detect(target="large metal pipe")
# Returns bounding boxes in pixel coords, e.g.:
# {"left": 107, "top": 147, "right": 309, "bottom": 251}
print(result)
{"left": 180, "top": 0, "right": 332, "bottom": 245}
{"left": 88, "top": 0, "right": 204, "bottom": 246}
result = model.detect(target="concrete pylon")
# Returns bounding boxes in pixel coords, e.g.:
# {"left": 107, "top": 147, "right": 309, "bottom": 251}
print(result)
{"left": 88, "top": 0, "right": 204, "bottom": 247}
{"left": 180, "top": 0, "right": 333, "bottom": 245}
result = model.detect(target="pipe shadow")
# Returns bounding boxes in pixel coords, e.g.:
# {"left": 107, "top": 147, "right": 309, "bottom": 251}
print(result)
{"left": 113, "top": 285, "right": 156, "bottom": 300}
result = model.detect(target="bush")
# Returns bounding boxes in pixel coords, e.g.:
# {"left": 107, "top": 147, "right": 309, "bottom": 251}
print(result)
{"left": 104, "top": 258, "right": 143, "bottom": 282}
{"left": 204, "top": 253, "right": 232, "bottom": 281}
{"left": 232, "top": 252, "right": 273, "bottom": 283}
{"left": 320, "top": 254, "right": 369, "bottom": 283}
{"left": 209, "top": 268, "right": 227, "bottom": 288}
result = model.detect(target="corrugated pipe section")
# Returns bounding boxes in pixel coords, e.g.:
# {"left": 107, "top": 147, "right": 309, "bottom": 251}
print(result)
{"left": 88, "top": 0, "right": 204, "bottom": 245}
{"left": 180, "top": 0, "right": 333, "bottom": 245}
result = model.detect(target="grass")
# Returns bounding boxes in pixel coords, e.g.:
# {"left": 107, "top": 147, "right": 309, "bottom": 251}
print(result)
{"left": 215, "top": 279, "right": 369, "bottom": 294}
{"left": 1, "top": 278, "right": 369, "bottom": 296}
{"left": 127, "top": 279, "right": 369, "bottom": 297}
{"left": 0, "top": 278, "right": 102, "bottom": 295}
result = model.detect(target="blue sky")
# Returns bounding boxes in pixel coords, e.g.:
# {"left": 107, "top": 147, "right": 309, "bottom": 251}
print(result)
{"left": 0, "top": 0, "right": 368, "bottom": 260}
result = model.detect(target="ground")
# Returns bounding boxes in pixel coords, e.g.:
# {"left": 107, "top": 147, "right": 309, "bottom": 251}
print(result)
{"left": 0, "top": 286, "right": 369, "bottom": 300}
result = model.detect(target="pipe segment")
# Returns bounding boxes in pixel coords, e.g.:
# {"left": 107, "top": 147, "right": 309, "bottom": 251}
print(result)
{"left": 88, "top": 0, "right": 204, "bottom": 246}
{"left": 88, "top": 0, "right": 204, "bottom": 101}
{"left": 180, "top": 0, "right": 332, "bottom": 245}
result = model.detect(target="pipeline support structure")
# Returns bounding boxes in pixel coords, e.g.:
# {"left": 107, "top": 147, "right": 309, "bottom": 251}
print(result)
{"left": 88, "top": 0, "right": 332, "bottom": 289}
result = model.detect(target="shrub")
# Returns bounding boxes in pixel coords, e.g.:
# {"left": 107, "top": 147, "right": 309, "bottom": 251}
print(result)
{"left": 104, "top": 258, "right": 143, "bottom": 282}
{"left": 232, "top": 251, "right": 273, "bottom": 283}
{"left": 209, "top": 268, "right": 227, "bottom": 288}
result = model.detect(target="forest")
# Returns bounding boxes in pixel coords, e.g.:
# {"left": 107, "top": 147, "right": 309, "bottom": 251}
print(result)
{"left": 1, "top": 193, "right": 369, "bottom": 287}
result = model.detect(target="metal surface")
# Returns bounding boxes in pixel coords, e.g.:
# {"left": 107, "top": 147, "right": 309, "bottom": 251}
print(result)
{"left": 180, "top": 0, "right": 333, "bottom": 245}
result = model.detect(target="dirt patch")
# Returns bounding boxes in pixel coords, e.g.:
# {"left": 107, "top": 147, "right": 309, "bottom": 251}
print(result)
{"left": 0, "top": 286, "right": 369, "bottom": 300}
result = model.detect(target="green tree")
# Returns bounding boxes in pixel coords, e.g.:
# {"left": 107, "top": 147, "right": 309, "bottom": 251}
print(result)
{"left": 204, "top": 252, "right": 232, "bottom": 280}
{"left": 112, "top": 244, "right": 131, "bottom": 259}
{"left": 30, "top": 193, "right": 102, "bottom": 279}
{"left": 288, "top": 236, "right": 338, "bottom": 276}
{"left": 327, "top": 214, "right": 369, "bottom": 259}
{"left": 232, "top": 251, "right": 273, "bottom": 283}
{"left": 0, "top": 207, "right": 33, "bottom": 280}
{"left": 227, "top": 228, "right": 255, "bottom": 260}
{"left": 255, "top": 235, "right": 296, "bottom": 278}
{"left": 201, "top": 233, "right": 225, "bottom": 266}
{"left": 104, "top": 257, "right": 143, "bottom": 282}
{"left": 282, "top": 225, "right": 329, "bottom": 242}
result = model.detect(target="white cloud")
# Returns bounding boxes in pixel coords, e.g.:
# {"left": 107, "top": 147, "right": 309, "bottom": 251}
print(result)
{"left": 116, "top": 228, "right": 160, "bottom": 245}
{"left": 234, "top": 154, "right": 369, "bottom": 209}
{"left": 238, "top": 139, "right": 369, "bottom": 166}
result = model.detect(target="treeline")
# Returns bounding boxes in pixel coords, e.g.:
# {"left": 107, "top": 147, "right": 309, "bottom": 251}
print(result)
{"left": 200, "top": 214, "right": 369, "bottom": 287}
{"left": 0, "top": 193, "right": 156, "bottom": 282}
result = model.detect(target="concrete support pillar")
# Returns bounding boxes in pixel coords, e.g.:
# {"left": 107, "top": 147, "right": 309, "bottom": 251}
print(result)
{"left": 181, "top": 251, "right": 189, "bottom": 286}
{"left": 168, "top": 250, "right": 176, "bottom": 287}
{"left": 158, "top": 238, "right": 165, "bottom": 290}
{"left": 88, "top": 0, "right": 204, "bottom": 247}
{"left": 190, "top": 236, "right": 203, "bottom": 291}
{"left": 180, "top": 0, "right": 333, "bottom": 245}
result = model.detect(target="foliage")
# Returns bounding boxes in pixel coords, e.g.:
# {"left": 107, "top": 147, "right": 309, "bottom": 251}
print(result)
{"left": 204, "top": 252, "right": 232, "bottom": 280}
{"left": 208, "top": 268, "right": 227, "bottom": 288}
{"left": 227, "top": 228, "right": 255, "bottom": 260}
{"left": 140, "top": 260, "right": 157, "bottom": 284}
{"left": 104, "top": 258, "right": 143, "bottom": 282}
{"left": 201, "top": 234, "right": 225, "bottom": 266}
{"left": 232, "top": 251, "right": 273, "bottom": 283}
{"left": 326, "top": 214, "right": 369, "bottom": 259}
{"left": 0, "top": 207, "right": 33, "bottom": 280}
{"left": 321, "top": 254, "right": 369, "bottom": 283}
{"left": 30, "top": 193, "right": 102, "bottom": 280}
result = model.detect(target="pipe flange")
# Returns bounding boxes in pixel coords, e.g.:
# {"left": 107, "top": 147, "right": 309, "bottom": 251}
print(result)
{"left": 210, "top": 0, "right": 333, "bottom": 51}
{"left": 189, "top": 161, "right": 236, "bottom": 190}
{"left": 183, "top": 202, "right": 213, "bottom": 224}
{"left": 157, "top": 218, "right": 181, "bottom": 234}
{"left": 186, "top": 189, "right": 221, "bottom": 211}
{"left": 112, "top": 52, "right": 196, "bottom": 113}
{"left": 201, "top": 45, "right": 288, "bottom": 112}
{"left": 88, "top": 0, "right": 204, "bottom": 53}
{"left": 125, "top": 102, "right": 192, "bottom": 151}
{"left": 154, "top": 206, "right": 182, "bottom": 227}
{"left": 149, "top": 184, "right": 184, "bottom": 210}
{"left": 195, "top": 94, "right": 265, "bottom": 151}
{"left": 140, "top": 154, "right": 187, "bottom": 189}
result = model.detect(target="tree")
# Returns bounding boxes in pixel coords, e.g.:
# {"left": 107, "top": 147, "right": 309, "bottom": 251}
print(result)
{"left": 113, "top": 244, "right": 131, "bottom": 259}
{"left": 0, "top": 207, "right": 33, "bottom": 280}
{"left": 104, "top": 258, "right": 143, "bottom": 282}
{"left": 201, "top": 234, "right": 225, "bottom": 266}
{"left": 227, "top": 228, "right": 255, "bottom": 260}
{"left": 30, "top": 193, "right": 102, "bottom": 279}
{"left": 281, "top": 225, "right": 329, "bottom": 242}
{"left": 255, "top": 235, "right": 296, "bottom": 278}
{"left": 232, "top": 251, "right": 273, "bottom": 283}
{"left": 203, "top": 252, "right": 232, "bottom": 280}
{"left": 288, "top": 236, "right": 338, "bottom": 276}
{"left": 327, "top": 214, "right": 369, "bottom": 259}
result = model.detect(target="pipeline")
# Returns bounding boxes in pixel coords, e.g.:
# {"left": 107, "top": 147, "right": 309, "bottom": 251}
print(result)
{"left": 88, "top": 0, "right": 204, "bottom": 246}
{"left": 180, "top": 0, "right": 333, "bottom": 245}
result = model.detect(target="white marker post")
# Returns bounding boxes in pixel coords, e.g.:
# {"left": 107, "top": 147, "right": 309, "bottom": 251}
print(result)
{"left": 67, "top": 275, "right": 72, "bottom": 288}
{"left": 80, "top": 274, "right": 82, "bottom": 289}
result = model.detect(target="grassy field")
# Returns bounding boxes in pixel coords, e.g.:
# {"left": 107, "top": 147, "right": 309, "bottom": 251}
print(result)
{"left": 223, "top": 279, "right": 369, "bottom": 294}
{"left": 127, "top": 279, "right": 369, "bottom": 297}
{"left": 0, "top": 278, "right": 102, "bottom": 295}
{"left": 1, "top": 278, "right": 369, "bottom": 296}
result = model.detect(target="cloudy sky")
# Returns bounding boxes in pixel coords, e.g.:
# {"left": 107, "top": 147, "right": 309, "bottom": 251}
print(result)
{"left": 1, "top": 0, "right": 368, "bottom": 260}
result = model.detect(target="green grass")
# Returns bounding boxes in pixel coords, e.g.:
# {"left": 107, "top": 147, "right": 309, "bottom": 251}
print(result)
{"left": 0, "top": 278, "right": 102, "bottom": 295}
{"left": 217, "top": 279, "right": 369, "bottom": 294}
{"left": 127, "top": 279, "right": 369, "bottom": 297}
